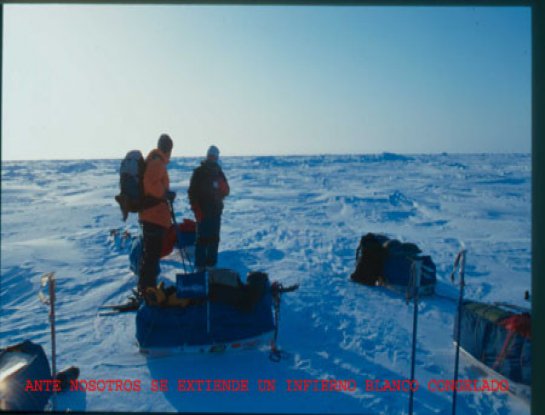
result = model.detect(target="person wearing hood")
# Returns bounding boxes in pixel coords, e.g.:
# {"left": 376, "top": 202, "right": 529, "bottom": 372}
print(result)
{"left": 138, "top": 134, "right": 176, "bottom": 294}
{"left": 188, "top": 145, "right": 230, "bottom": 270}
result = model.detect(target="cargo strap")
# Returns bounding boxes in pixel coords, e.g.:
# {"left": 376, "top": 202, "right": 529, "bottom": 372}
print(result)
{"left": 492, "top": 331, "right": 515, "bottom": 371}
{"left": 493, "top": 313, "right": 532, "bottom": 370}
{"left": 269, "top": 282, "right": 299, "bottom": 363}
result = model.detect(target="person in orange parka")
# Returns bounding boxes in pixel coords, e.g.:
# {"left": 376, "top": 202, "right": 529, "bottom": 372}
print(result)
{"left": 138, "top": 134, "right": 176, "bottom": 294}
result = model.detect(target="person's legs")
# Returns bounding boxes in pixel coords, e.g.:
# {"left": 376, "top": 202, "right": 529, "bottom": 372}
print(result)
{"left": 206, "top": 215, "right": 221, "bottom": 267}
{"left": 139, "top": 222, "right": 165, "bottom": 292}
{"left": 195, "top": 219, "right": 210, "bottom": 269}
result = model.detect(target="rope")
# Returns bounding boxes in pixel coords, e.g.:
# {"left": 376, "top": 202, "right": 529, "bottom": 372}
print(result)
{"left": 492, "top": 331, "right": 515, "bottom": 370}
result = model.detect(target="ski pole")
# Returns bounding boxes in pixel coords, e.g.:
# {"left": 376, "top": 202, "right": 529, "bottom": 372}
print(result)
{"left": 39, "top": 272, "right": 57, "bottom": 410}
{"left": 408, "top": 259, "right": 422, "bottom": 415}
{"left": 451, "top": 248, "right": 466, "bottom": 415}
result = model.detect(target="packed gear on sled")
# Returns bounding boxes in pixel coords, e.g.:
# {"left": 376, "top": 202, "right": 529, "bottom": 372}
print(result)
{"left": 455, "top": 300, "right": 531, "bottom": 402}
{"left": 207, "top": 269, "right": 271, "bottom": 312}
{"left": 142, "top": 281, "right": 193, "bottom": 308}
{"left": 350, "top": 232, "right": 436, "bottom": 296}
{"left": 0, "top": 341, "right": 79, "bottom": 411}
{"left": 135, "top": 269, "right": 297, "bottom": 355}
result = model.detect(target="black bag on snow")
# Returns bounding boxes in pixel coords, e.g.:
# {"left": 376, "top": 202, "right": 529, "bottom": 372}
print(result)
{"left": 350, "top": 233, "right": 437, "bottom": 296}
{"left": 350, "top": 233, "right": 389, "bottom": 285}
{"left": 114, "top": 150, "right": 162, "bottom": 221}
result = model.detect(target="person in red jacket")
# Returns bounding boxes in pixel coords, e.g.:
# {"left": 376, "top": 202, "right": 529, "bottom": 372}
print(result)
{"left": 138, "top": 134, "right": 176, "bottom": 294}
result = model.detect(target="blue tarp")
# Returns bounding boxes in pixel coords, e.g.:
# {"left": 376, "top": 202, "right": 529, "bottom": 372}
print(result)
{"left": 383, "top": 254, "right": 436, "bottom": 293}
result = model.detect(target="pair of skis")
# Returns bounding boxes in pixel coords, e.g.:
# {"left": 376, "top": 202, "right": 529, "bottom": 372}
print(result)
{"left": 98, "top": 291, "right": 142, "bottom": 316}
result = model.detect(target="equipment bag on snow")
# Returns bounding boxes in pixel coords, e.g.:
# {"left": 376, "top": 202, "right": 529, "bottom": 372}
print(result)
{"left": 350, "top": 233, "right": 389, "bottom": 286}
{"left": 350, "top": 232, "right": 436, "bottom": 296}
{"left": 114, "top": 150, "right": 162, "bottom": 221}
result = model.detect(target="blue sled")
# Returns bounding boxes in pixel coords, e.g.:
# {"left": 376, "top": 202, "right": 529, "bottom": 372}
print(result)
{"left": 136, "top": 270, "right": 275, "bottom": 355}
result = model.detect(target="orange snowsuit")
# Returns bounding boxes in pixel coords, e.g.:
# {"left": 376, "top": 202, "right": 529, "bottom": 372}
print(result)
{"left": 138, "top": 148, "right": 171, "bottom": 229}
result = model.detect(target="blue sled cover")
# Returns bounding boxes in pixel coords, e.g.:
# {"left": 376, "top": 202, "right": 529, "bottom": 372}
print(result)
{"left": 456, "top": 300, "right": 531, "bottom": 387}
{"left": 135, "top": 278, "right": 275, "bottom": 351}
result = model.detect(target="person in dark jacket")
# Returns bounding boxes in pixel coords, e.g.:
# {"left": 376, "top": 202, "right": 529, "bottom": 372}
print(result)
{"left": 188, "top": 145, "right": 230, "bottom": 270}
{"left": 138, "top": 134, "right": 176, "bottom": 294}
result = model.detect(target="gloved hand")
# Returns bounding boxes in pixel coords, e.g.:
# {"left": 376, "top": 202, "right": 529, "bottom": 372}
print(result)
{"left": 165, "top": 190, "right": 176, "bottom": 202}
{"left": 218, "top": 179, "right": 230, "bottom": 197}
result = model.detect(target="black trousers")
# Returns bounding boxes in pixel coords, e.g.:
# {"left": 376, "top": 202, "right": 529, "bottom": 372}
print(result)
{"left": 195, "top": 214, "right": 221, "bottom": 268}
{"left": 138, "top": 222, "right": 165, "bottom": 292}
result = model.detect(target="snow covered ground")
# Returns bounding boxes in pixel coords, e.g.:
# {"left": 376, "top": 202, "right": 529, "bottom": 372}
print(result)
{"left": 0, "top": 153, "right": 531, "bottom": 414}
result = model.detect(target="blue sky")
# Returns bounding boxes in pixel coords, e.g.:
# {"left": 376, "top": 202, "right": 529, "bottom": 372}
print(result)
{"left": 2, "top": 5, "right": 531, "bottom": 160}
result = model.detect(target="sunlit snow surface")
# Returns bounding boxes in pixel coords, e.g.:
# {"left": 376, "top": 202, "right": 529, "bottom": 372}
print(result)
{"left": 1, "top": 154, "right": 531, "bottom": 414}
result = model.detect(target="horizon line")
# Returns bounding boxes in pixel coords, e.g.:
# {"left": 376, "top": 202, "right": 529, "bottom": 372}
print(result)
{"left": 0, "top": 151, "right": 531, "bottom": 163}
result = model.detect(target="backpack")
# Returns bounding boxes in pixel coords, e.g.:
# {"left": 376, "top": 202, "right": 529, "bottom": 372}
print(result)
{"left": 350, "top": 233, "right": 388, "bottom": 285}
{"left": 114, "top": 150, "right": 163, "bottom": 221}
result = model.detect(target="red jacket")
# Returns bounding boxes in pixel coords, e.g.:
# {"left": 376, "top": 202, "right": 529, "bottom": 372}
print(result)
{"left": 138, "top": 149, "right": 171, "bottom": 229}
